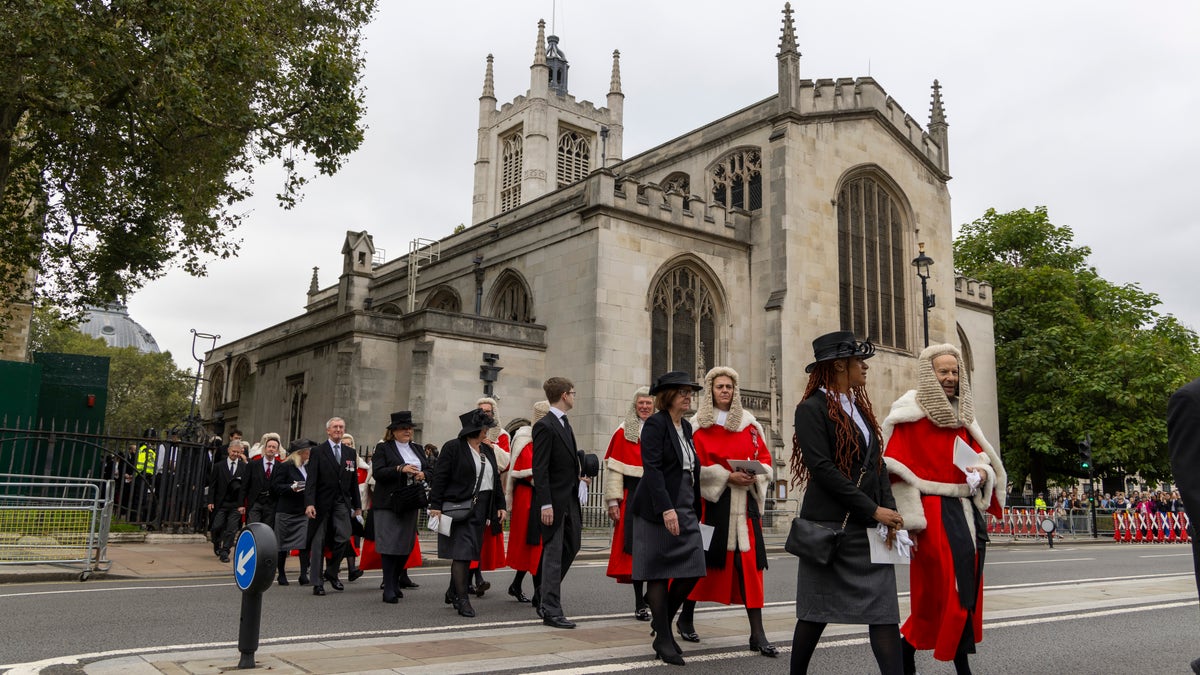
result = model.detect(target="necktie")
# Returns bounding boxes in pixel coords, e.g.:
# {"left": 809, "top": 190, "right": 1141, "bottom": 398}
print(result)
{"left": 333, "top": 444, "right": 341, "bottom": 461}
{"left": 265, "top": 461, "right": 272, "bottom": 478}
{"left": 228, "top": 459, "right": 235, "bottom": 474}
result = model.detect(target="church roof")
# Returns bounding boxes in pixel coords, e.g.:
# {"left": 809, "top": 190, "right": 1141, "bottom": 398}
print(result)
{"left": 79, "top": 304, "right": 161, "bottom": 353}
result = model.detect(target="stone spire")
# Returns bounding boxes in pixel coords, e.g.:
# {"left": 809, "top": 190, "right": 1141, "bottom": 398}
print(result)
{"left": 481, "top": 54, "right": 495, "bottom": 99}
{"left": 533, "top": 19, "right": 547, "bottom": 67}
{"left": 777, "top": 2, "right": 801, "bottom": 112}
{"left": 928, "top": 80, "right": 950, "bottom": 173}
{"left": 778, "top": 2, "right": 799, "bottom": 56}
{"left": 608, "top": 49, "right": 622, "bottom": 95}
{"left": 308, "top": 266, "right": 319, "bottom": 295}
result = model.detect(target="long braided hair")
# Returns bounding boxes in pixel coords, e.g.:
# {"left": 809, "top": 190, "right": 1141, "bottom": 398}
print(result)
{"left": 789, "top": 359, "right": 883, "bottom": 489}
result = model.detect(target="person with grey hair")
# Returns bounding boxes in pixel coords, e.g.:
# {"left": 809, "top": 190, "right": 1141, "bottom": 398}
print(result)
{"left": 505, "top": 401, "right": 550, "bottom": 604}
{"left": 305, "top": 417, "right": 362, "bottom": 596}
{"left": 603, "top": 386, "right": 654, "bottom": 621}
{"left": 883, "top": 343, "right": 1006, "bottom": 675}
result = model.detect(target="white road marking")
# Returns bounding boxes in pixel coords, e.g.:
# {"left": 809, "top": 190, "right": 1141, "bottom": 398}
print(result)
{"left": 988, "top": 557, "right": 1093, "bottom": 565}
{"left": 1138, "top": 553, "right": 1193, "bottom": 558}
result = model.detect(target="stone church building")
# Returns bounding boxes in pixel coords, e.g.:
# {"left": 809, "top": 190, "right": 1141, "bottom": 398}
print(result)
{"left": 201, "top": 5, "right": 998, "bottom": 488}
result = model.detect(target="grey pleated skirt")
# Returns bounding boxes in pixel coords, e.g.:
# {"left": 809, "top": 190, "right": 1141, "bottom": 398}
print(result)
{"left": 795, "top": 522, "right": 899, "bottom": 624}
{"left": 437, "top": 491, "right": 491, "bottom": 561}
{"left": 274, "top": 512, "right": 308, "bottom": 551}
{"left": 373, "top": 507, "right": 418, "bottom": 556}
{"left": 631, "top": 473, "right": 707, "bottom": 581}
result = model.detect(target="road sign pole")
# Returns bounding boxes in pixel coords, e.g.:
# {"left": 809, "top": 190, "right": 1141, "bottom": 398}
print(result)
{"left": 232, "top": 522, "right": 278, "bottom": 669}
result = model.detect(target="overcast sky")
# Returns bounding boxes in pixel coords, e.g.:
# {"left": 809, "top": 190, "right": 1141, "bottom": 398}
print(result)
{"left": 126, "top": 1, "right": 1200, "bottom": 372}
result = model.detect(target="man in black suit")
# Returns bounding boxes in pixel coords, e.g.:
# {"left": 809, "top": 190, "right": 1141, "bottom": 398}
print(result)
{"left": 532, "top": 376, "right": 582, "bottom": 629}
{"left": 207, "top": 441, "right": 248, "bottom": 563}
{"left": 1168, "top": 376, "right": 1200, "bottom": 674}
{"left": 246, "top": 434, "right": 282, "bottom": 527}
{"left": 305, "top": 416, "right": 362, "bottom": 596}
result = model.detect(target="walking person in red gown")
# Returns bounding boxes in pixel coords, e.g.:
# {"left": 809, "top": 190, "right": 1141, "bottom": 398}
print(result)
{"left": 882, "top": 343, "right": 1006, "bottom": 675}
{"left": 603, "top": 386, "right": 654, "bottom": 621}
{"left": 505, "top": 401, "right": 549, "bottom": 603}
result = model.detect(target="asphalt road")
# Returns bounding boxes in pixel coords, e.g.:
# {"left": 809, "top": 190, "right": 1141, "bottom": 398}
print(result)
{"left": 1, "top": 542, "right": 1196, "bottom": 673}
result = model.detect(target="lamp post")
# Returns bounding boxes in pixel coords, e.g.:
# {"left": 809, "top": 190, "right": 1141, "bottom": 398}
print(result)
{"left": 186, "top": 329, "right": 220, "bottom": 443}
{"left": 911, "top": 242, "right": 935, "bottom": 348}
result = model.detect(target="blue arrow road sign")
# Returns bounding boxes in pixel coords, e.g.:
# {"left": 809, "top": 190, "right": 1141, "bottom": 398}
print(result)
{"left": 234, "top": 529, "right": 257, "bottom": 591}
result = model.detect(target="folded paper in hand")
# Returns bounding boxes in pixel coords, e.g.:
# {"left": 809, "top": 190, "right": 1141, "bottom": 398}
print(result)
{"left": 699, "top": 523, "right": 715, "bottom": 551}
{"left": 867, "top": 526, "right": 911, "bottom": 565}
{"left": 727, "top": 460, "right": 766, "bottom": 475}
{"left": 427, "top": 514, "right": 452, "bottom": 536}
{"left": 953, "top": 436, "right": 986, "bottom": 474}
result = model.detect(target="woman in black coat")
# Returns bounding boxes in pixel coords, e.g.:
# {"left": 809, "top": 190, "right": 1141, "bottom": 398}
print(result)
{"left": 428, "top": 408, "right": 507, "bottom": 618}
{"left": 372, "top": 411, "right": 429, "bottom": 604}
{"left": 271, "top": 439, "right": 316, "bottom": 586}
{"left": 630, "top": 371, "right": 707, "bottom": 666}
{"left": 789, "top": 331, "right": 905, "bottom": 675}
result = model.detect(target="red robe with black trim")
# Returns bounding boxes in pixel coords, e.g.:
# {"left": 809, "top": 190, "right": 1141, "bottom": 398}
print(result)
{"left": 883, "top": 393, "right": 1004, "bottom": 662}
{"left": 505, "top": 428, "right": 542, "bottom": 573}
{"left": 687, "top": 414, "right": 773, "bottom": 608}
{"left": 476, "top": 431, "right": 510, "bottom": 570}
{"left": 603, "top": 425, "right": 643, "bottom": 582}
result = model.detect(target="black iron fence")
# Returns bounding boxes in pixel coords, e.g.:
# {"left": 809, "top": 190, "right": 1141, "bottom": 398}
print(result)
{"left": 0, "top": 418, "right": 210, "bottom": 533}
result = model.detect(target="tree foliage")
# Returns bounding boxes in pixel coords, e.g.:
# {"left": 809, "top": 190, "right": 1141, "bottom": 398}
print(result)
{"left": 30, "top": 307, "right": 192, "bottom": 433}
{"left": 0, "top": 0, "right": 377, "bottom": 332}
{"left": 955, "top": 207, "right": 1200, "bottom": 493}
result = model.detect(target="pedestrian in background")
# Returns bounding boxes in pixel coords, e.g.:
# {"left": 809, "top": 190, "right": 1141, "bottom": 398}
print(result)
{"left": 273, "top": 439, "right": 315, "bottom": 585}
{"left": 603, "top": 387, "right": 654, "bottom": 622}
{"left": 505, "top": 401, "right": 549, "bottom": 605}
{"left": 246, "top": 433, "right": 282, "bottom": 526}
{"left": 882, "top": 343, "right": 1006, "bottom": 675}
{"left": 789, "top": 331, "right": 904, "bottom": 675}
{"left": 208, "top": 441, "right": 249, "bottom": 563}
{"left": 305, "top": 417, "right": 362, "bottom": 596}
{"left": 372, "top": 411, "right": 429, "bottom": 604}
{"left": 630, "top": 371, "right": 707, "bottom": 666}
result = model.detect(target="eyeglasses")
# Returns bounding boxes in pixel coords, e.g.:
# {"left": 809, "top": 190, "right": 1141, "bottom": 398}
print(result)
{"left": 567, "top": 390, "right": 577, "bottom": 396}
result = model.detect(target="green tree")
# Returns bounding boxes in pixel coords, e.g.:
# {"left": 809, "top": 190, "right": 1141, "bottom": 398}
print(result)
{"left": 0, "top": 0, "right": 377, "bottom": 334}
{"left": 955, "top": 207, "right": 1200, "bottom": 494}
{"left": 31, "top": 308, "right": 192, "bottom": 432}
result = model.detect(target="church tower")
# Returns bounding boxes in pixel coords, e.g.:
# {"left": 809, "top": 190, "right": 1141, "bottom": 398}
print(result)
{"left": 471, "top": 20, "right": 624, "bottom": 224}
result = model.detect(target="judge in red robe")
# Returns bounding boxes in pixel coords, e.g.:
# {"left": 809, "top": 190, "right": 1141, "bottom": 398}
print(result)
{"left": 603, "top": 386, "right": 654, "bottom": 621}
{"left": 882, "top": 343, "right": 1006, "bottom": 675}
{"left": 504, "top": 401, "right": 549, "bottom": 603}
{"left": 681, "top": 366, "right": 777, "bottom": 657}
{"left": 470, "top": 397, "right": 510, "bottom": 596}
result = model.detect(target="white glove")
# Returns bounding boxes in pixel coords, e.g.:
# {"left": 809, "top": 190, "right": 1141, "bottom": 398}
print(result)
{"left": 965, "top": 468, "right": 982, "bottom": 495}
{"left": 894, "top": 529, "right": 915, "bottom": 559}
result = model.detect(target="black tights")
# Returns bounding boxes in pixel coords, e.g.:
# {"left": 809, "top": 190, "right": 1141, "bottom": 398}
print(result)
{"left": 380, "top": 553, "right": 402, "bottom": 597}
{"left": 633, "top": 580, "right": 646, "bottom": 610}
{"left": 451, "top": 560, "right": 471, "bottom": 601}
{"left": 791, "top": 620, "right": 903, "bottom": 675}
{"left": 645, "top": 578, "right": 699, "bottom": 641}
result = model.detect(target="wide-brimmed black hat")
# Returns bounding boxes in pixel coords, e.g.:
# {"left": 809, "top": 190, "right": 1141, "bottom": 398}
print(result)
{"left": 804, "top": 330, "right": 876, "bottom": 373}
{"left": 578, "top": 451, "right": 600, "bottom": 478}
{"left": 288, "top": 438, "right": 318, "bottom": 453}
{"left": 458, "top": 409, "right": 493, "bottom": 438}
{"left": 387, "top": 410, "right": 415, "bottom": 430}
{"left": 649, "top": 370, "right": 703, "bottom": 395}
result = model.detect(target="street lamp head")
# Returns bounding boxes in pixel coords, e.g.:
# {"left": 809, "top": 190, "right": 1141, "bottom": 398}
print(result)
{"left": 911, "top": 242, "right": 934, "bottom": 279}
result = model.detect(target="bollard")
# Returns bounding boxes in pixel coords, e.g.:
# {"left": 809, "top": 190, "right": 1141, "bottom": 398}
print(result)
{"left": 233, "top": 522, "right": 278, "bottom": 669}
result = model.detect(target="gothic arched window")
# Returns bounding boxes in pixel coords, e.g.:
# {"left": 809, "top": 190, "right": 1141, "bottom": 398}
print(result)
{"left": 423, "top": 287, "right": 462, "bottom": 313}
{"left": 500, "top": 128, "right": 523, "bottom": 212}
{"left": 661, "top": 171, "right": 692, "bottom": 209}
{"left": 489, "top": 270, "right": 534, "bottom": 323}
{"left": 231, "top": 359, "right": 250, "bottom": 402}
{"left": 556, "top": 129, "right": 591, "bottom": 188}
{"left": 837, "top": 174, "right": 908, "bottom": 350}
{"left": 710, "top": 149, "right": 762, "bottom": 211}
{"left": 207, "top": 365, "right": 225, "bottom": 410}
{"left": 650, "top": 264, "right": 719, "bottom": 379}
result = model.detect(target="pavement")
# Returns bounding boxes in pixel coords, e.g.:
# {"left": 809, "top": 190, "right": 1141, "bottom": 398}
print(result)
{"left": 0, "top": 529, "right": 1126, "bottom": 674}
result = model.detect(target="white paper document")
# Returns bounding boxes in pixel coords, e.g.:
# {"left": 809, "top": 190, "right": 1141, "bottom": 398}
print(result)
{"left": 727, "top": 460, "right": 766, "bottom": 475}
{"left": 867, "top": 527, "right": 911, "bottom": 565}
{"left": 952, "top": 436, "right": 986, "bottom": 473}
{"left": 427, "top": 514, "right": 452, "bottom": 536}
{"left": 699, "top": 523, "right": 716, "bottom": 551}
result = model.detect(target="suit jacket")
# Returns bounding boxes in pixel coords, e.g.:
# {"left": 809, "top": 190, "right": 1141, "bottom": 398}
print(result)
{"left": 208, "top": 458, "right": 248, "bottom": 509}
{"left": 630, "top": 410, "right": 702, "bottom": 520}
{"left": 427, "top": 437, "right": 504, "bottom": 531}
{"left": 246, "top": 457, "right": 280, "bottom": 505}
{"left": 372, "top": 440, "right": 429, "bottom": 512}
{"left": 1169, "top": 377, "right": 1200, "bottom": 516}
{"left": 794, "top": 390, "right": 895, "bottom": 525}
{"left": 304, "top": 440, "right": 362, "bottom": 518}
{"left": 532, "top": 410, "right": 582, "bottom": 539}
{"left": 271, "top": 461, "right": 308, "bottom": 515}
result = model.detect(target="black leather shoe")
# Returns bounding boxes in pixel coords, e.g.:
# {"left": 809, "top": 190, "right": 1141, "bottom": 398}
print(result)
{"left": 312, "top": 585, "right": 326, "bottom": 596}
{"left": 445, "top": 589, "right": 456, "bottom": 605}
{"left": 634, "top": 607, "right": 651, "bottom": 621}
{"left": 474, "top": 580, "right": 491, "bottom": 596}
{"left": 676, "top": 622, "right": 700, "bottom": 643}
{"left": 508, "top": 584, "right": 530, "bottom": 603}
{"left": 348, "top": 568, "right": 363, "bottom": 582}
{"left": 543, "top": 615, "right": 576, "bottom": 629}
{"left": 382, "top": 593, "right": 399, "bottom": 604}
{"left": 324, "top": 572, "right": 344, "bottom": 591}
{"left": 277, "top": 574, "right": 289, "bottom": 586}
{"left": 455, "top": 598, "right": 476, "bottom": 618}
{"left": 399, "top": 578, "right": 420, "bottom": 589}
{"left": 652, "top": 636, "right": 685, "bottom": 666}
{"left": 219, "top": 553, "right": 230, "bottom": 563}
{"left": 749, "top": 636, "right": 778, "bottom": 657}
{"left": 298, "top": 573, "right": 310, "bottom": 586}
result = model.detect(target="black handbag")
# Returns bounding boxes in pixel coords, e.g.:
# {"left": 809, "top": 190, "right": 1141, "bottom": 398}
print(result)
{"left": 442, "top": 454, "right": 487, "bottom": 522}
{"left": 785, "top": 464, "right": 866, "bottom": 565}
{"left": 389, "top": 481, "right": 428, "bottom": 512}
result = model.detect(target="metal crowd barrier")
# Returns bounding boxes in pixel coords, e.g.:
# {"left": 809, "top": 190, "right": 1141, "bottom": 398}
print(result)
{"left": 0, "top": 473, "right": 113, "bottom": 580}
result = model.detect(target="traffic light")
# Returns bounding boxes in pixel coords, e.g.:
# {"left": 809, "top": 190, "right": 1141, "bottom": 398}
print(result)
{"left": 1078, "top": 438, "right": 1093, "bottom": 471}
